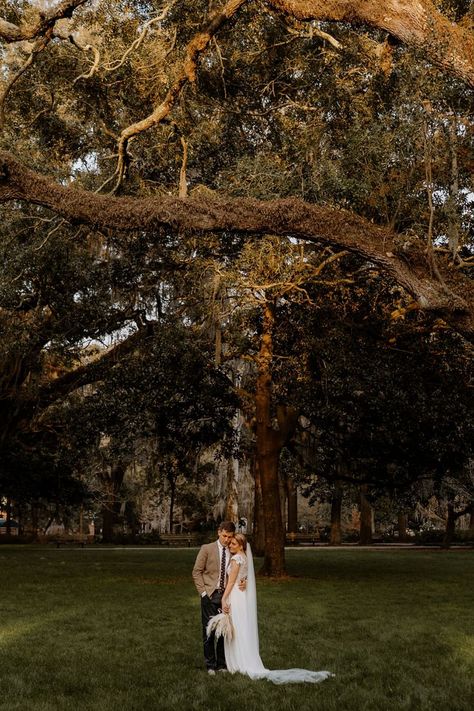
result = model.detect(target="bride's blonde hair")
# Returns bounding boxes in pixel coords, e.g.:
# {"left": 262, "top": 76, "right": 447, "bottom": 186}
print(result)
{"left": 233, "top": 533, "right": 247, "bottom": 552}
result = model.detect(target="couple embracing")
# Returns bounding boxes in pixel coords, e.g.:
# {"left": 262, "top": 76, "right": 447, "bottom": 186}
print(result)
{"left": 192, "top": 521, "right": 333, "bottom": 685}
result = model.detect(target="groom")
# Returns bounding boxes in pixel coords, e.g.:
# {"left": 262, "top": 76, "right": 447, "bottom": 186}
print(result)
{"left": 192, "top": 521, "right": 238, "bottom": 674}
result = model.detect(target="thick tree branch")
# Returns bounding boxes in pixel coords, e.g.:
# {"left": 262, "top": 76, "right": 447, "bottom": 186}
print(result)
{"left": 0, "top": 0, "right": 88, "bottom": 42}
{"left": 37, "top": 322, "right": 157, "bottom": 407}
{"left": 268, "top": 0, "right": 474, "bottom": 87}
{"left": 0, "top": 150, "right": 472, "bottom": 339}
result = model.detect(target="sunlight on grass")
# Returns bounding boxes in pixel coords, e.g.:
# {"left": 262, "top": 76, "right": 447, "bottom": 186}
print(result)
{"left": 0, "top": 620, "right": 42, "bottom": 646}
{"left": 451, "top": 631, "right": 474, "bottom": 663}
{"left": 0, "top": 547, "right": 472, "bottom": 711}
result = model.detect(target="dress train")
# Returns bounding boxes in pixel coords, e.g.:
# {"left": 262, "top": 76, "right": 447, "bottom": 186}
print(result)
{"left": 223, "top": 546, "right": 333, "bottom": 685}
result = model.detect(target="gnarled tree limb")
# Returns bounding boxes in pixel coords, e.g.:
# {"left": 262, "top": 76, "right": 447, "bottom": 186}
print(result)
{"left": 268, "top": 0, "right": 474, "bottom": 87}
{"left": 0, "top": 150, "right": 472, "bottom": 340}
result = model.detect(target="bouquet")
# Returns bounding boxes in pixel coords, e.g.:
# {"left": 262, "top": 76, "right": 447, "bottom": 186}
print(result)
{"left": 206, "top": 611, "right": 234, "bottom": 641}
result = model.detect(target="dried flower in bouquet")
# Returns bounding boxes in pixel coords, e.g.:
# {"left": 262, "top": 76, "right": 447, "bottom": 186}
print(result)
{"left": 206, "top": 611, "right": 234, "bottom": 641}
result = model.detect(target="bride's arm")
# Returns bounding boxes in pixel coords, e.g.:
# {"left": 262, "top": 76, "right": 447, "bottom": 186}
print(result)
{"left": 222, "top": 561, "right": 240, "bottom": 613}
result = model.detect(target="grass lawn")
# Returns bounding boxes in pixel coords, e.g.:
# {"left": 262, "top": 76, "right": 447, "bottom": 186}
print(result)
{"left": 0, "top": 546, "right": 472, "bottom": 711}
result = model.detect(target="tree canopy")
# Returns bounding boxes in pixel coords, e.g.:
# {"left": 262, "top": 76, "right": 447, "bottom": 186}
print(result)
{"left": 0, "top": 0, "right": 473, "bottom": 572}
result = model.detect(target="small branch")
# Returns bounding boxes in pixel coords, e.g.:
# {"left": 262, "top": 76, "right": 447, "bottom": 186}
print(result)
{"left": 111, "top": 0, "right": 247, "bottom": 192}
{"left": 312, "top": 250, "right": 349, "bottom": 276}
{"left": 0, "top": 31, "right": 53, "bottom": 131}
{"left": 72, "top": 43, "right": 101, "bottom": 84}
{"left": 213, "top": 37, "right": 227, "bottom": 98}
{"left": 0, "top": 53, "right": 34, "bottom": 131}
{"left": 285, "top": 20, "right": 342, "bottom": 50}
{"left": 423, "top": 118, "right": 435, "bottom": 254}
{"left": 73, "top": 6, "right": 175, "bottom": 84}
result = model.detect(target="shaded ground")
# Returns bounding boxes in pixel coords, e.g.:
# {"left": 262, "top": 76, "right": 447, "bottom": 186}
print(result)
{"left": 0, "top": 546, "right": 472, "bottom": 711}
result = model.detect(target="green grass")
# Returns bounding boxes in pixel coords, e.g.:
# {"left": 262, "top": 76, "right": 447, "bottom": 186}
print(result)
{"left": 0, "top": 546, "right": 472, "bottom": 711}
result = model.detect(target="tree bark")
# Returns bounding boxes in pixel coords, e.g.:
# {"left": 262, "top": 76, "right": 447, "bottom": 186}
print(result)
{"left": 359, "top": 484, "right": 373, "bottom": 545}
{"left": 329, "top": 483, "right": 343, "bottom": 545}
{"left": 17, "top": 504, "right": 24, "bottom": 536}
{"left": 252, "top": 458, "right": 266, "bottom": 557}
{"left": 256, "top": 301, "right": 286, "bottom": 576}
{"left": 101, "top": 504, "right": 115, "bottom": 543}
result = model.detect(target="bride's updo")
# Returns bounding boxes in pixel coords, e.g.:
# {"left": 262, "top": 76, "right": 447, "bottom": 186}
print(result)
{"left": 233, "top": 532, "right": 247, "bottom": 552}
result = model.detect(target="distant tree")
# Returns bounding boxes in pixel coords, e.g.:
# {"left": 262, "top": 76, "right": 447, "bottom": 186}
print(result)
{"left": 55, "top": 323, "right": 237, "bottom": 540}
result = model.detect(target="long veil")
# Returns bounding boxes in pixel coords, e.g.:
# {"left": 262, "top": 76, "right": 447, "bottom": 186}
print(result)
{"left": 245, "top": 543, "right": 260, "bottom": 659}
{"left": 244, "top": 544, "right": 334, "bottom": 685}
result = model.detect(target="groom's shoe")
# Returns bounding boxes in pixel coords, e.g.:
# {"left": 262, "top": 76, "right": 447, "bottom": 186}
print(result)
{"left": 217, "top": 668, "right": 228, "bottom": 673}
{"left": 207, "top": 669, "right": 216, "bottom": 676}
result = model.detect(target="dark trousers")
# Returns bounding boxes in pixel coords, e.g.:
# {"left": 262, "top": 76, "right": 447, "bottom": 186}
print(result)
{"left": 201, "top": 590, "right": 226, "bottom": 670}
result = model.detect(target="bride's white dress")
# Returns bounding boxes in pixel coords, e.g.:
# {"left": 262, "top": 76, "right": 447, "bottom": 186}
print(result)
{"left": 224, "top": 547, "right": 333, "bottom": 685}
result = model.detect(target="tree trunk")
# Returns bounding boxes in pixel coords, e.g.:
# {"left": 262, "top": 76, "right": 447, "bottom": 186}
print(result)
{"left": 225, "top": 457, "right": 239, "bottom": 522}
{"left": 100, "top": 462, "right": 126, "bottom": 543}
{"left": 6, "top": 497, "right": 12, "bottom": 536}
{"left": 359, "top": 485, "right": 373, "bottom": 545}
{"left": 252, "top": 458, "right": 266, "bottom": 557}
{"left": 259, "top": 450, "right": 286, "bottom": 575}
{"left": 17, "top": 504, "right": 24, "bottom": 536}
{"left": 101, "top": 505, "right": 115, "bottom": 542}
{"left": 168, "top": 473, "right": 176, "bottom": 534}
{"left": 255, "top": 301, "right": 286, "bottom": 576}
{"left": 329, "top": 484, "right": 343, "bottom": 545}
{"left": 30, "top": 504, "right": 39, "bottom": 541}
{"left": 398, "top": 511, "right": 409, "bottom": 542}
{"left": 469, "top": 502, "right": 474, "bottom": 531}
{"left": 443, "top": 501, "right": 456, "bottom": 549}
{"left": 287, "top": 477, "right": 298, "bottom": 535}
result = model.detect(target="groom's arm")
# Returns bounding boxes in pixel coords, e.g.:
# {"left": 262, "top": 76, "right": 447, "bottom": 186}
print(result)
{"left": 192, "top": 545, "right": 208, "bottom": 597}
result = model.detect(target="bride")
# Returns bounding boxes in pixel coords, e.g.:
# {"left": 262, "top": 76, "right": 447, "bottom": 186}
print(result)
{"left": 219, "top": 533, "right": 333, "bottom": 684}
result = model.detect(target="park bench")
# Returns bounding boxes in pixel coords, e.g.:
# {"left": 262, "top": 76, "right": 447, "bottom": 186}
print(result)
{"left": 49, "top": 535, "right": 89, "bottom": 548}
{"left": 285, "top": 532, "right": 320, "bottom": 546}
{"left": 159, "top": 533, "right": 199, "bottom": 547}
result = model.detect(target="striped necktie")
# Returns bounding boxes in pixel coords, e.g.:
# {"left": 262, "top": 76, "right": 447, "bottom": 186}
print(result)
{"left": 218, "top": 546, "right": 226, "bottom": 592}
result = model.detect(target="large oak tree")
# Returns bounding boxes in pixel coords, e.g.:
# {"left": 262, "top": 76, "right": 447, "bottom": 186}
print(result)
{"left": 0, "top": 0, "right": 473, "bottom": 574}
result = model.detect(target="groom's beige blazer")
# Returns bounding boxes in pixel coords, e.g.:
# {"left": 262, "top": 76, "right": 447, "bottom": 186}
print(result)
{"left": 192, "top": 541, "right": 223, "bottom": 597}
